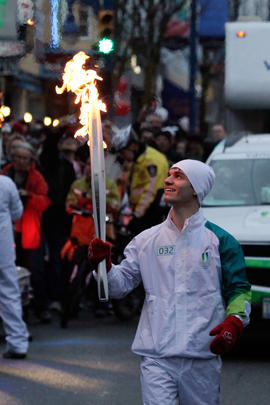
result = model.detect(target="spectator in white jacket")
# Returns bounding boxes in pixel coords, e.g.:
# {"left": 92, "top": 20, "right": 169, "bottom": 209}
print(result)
{"left": 0, "top": 175, "right": 29, "bottom": 359}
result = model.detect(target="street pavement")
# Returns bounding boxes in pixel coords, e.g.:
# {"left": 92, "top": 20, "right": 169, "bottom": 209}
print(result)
{"left": 0, "top": 308, "right": 270, "bottom": 405}
{"left": 0, "top": 309, "right": 142, "bottom": 405}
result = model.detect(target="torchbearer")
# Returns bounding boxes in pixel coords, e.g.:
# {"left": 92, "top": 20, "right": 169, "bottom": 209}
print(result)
{"left": 56, "top": 51, "right": 108, "bottom": 301}
{"left": 88, "top": 159, "right": 251, "bottom": 405}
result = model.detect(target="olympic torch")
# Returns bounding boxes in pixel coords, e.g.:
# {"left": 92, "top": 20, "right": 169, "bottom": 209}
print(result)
{"left": 55, "top": 52, "right": 108, "bottom": 301}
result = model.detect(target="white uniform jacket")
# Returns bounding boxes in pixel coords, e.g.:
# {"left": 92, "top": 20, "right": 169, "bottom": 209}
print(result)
{"left": 108, "top": 208, "right": 251, "bottom": 359}
{"left": 0, "top": 176, "right": 23, "bottom": 268}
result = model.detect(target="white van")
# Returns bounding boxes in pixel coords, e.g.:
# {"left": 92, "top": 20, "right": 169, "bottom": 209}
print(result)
{"left": 202, "top": 133, "right": 270, "bottom": 321}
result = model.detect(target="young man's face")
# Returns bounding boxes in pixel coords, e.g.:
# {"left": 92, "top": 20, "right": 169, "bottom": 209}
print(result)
{"left": 164, "top": 167, "right": 196, "bottom": 205}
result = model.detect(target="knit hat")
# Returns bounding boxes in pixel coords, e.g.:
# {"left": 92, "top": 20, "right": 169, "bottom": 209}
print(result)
{"left": 171, "top": 159, "right": 215, "bottom": 204}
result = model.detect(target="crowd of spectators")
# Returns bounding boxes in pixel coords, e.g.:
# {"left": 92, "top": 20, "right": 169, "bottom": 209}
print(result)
{"left": 0, "top": 108, "right": 227, "bottom": 332}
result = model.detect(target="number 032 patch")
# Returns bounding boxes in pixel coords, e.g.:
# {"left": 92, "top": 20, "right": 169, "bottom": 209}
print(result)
{"left": 157, "top": 245, "right": 176, "bottom": 256}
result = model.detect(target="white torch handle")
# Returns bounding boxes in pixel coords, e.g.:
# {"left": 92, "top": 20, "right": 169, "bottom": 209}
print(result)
{"left": 89, "top": 103, "right": 108, "bottom": 301}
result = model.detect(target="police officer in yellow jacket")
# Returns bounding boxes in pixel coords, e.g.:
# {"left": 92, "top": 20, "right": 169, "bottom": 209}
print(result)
{"left": 111, "top": 125, "right": 169, "bottom": 235}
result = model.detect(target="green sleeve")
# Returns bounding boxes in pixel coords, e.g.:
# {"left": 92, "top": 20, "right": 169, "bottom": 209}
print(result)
{"left": 205, "top": 221, "right": 251, "bottom": 318}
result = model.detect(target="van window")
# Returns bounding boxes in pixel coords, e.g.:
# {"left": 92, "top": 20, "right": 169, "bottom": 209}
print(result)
{"left": 203, "top": 159, "right": 270, "bottom": 206}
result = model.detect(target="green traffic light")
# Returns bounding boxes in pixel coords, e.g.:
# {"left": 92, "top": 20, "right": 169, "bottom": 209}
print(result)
{"left": 98, "top": 38, "right": 114, "bottom": 54}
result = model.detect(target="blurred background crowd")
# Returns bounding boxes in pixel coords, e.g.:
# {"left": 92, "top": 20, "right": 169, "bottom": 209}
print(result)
{"left": 0, "top": 105, "right": 227, "bottom": 326}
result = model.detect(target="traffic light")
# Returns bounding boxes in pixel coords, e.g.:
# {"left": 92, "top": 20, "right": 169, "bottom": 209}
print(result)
{"left": 98, "top": 9, "right": 114, "bottom": 54}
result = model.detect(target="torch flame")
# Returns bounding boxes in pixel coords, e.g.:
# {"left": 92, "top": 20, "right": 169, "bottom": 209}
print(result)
{"left": 55, "top": 51, "right": 107, "bottom": 142}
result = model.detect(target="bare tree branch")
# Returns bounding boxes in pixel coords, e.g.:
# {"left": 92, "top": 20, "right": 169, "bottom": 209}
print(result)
{"left": 113, "top": 0, "right": 189, "bottom": 104}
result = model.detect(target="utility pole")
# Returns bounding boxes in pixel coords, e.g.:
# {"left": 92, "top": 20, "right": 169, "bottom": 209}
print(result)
{"left": 189, "top": 0, "right": 198, "bottom": 136}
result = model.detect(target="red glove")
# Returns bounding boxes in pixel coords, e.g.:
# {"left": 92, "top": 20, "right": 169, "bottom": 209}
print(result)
{"left": 88, "top": 238, "right": 112, "bottom": 272}
{"left": 78, "top": 196, "right": 92, "bottom": 211}
{"left": 209, "top": 315, "right": 244, "bottom": 355}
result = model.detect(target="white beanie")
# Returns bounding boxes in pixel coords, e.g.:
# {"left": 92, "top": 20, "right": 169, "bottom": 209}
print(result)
{"left": 171, "top": 159, "right": 215, "bottom": 204}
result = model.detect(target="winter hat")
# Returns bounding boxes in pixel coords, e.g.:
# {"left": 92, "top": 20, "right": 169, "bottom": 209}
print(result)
{"left": 171, "top": 159, "right": 215, "bottom": 204}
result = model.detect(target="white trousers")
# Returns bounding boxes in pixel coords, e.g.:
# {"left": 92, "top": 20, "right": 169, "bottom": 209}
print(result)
{"left": 140, "top": 356, "right": 222, "bottom": 405}
{"left": 0, "top": 264, "right": 29, "bottom": 353}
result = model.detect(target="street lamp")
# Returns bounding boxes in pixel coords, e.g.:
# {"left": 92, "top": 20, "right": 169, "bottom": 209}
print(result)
{"left": 2, "top": 106, "right": 11, "bottom": 117}
{"left": 44, "top": 116, "right": 52, "bottom": 126}
{"left": 62, "top": 0, "right": 79, "bottom": 45}
{"left": 24, "top": 112, "right": 33, "bottom": 123}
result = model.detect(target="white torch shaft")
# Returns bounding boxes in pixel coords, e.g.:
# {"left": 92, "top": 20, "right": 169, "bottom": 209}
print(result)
{"left": 89, "top": 99, "right": 108, "bottom": 301}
